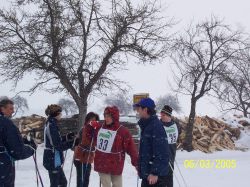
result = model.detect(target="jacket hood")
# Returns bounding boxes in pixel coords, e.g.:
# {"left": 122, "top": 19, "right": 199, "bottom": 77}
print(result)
{"left": 104, "top": 106, "right": 120, "bottom": 124}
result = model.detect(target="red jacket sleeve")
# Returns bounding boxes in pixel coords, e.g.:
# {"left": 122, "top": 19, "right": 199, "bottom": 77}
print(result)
{"left": 123, "top": 129, "right": 139, "bottom": 168}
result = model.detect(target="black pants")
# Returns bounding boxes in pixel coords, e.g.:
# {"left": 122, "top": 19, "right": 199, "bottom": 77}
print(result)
{"left": 141, "top": 176, "right": 168, "bottom": 187}
{"left": 166, "top": 161, "right": 174, "bottom": 187}
{"left": 74, "top": 160, "right": 91, "bottom": 187}
{"left": 0, "top": 166, "right": 15, "bottom": 187}
{"left": 165, "top": 174, "right": 173, "bottom": 187}
{"left": 48, "top": 167, "right": 67, "bottom": 187}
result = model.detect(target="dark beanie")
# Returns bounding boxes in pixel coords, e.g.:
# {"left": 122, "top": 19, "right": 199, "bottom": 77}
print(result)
{"left": 161, "top": 105, "right": 173, "bottom": 116}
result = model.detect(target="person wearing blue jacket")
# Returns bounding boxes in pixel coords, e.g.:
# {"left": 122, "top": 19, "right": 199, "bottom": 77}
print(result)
{"left": 0, "top": 99, "right": 36, "bottom": 187}
{"left": 43, "top": 104, "right": 74, "bottom": 187}
{"left": 134, "top": 98, "right": 169, "bottom": 187}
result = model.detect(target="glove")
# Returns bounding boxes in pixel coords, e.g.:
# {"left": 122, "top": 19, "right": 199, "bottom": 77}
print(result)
{"left": 29, "top": 139, "right": 37, "bottom": 150}
{"left": 22, "top": 137, "right": 30, "bottom": 144}
{"left": 89, "top": 121, "right": 100, "bottom": 129}
{"left": 23, "top": 137, "right": 37, "bottom": 150}
{"left": 66, "top": 132, "right": 75, "bottom": 141}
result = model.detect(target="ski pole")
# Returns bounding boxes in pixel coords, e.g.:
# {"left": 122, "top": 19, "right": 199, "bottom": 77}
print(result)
{"left": 28, "top": 132, "right": 44, "bottom": 187}
{"left": 33, "top": 152, "right": 45, "bottom": 187}
{"left": 174, "top": 160, "right": 188, "bottom": 187}
{"left": 169, "top": 162, "right": 181, "bottom": 187}
{"left": 82, "top": 128, "right": 95, "bottom": 186}
{"left": 62, "top": 150, "right": 68, "bottom": 168}
{"left": 34, "top": 152, "right": 39, "bottom": 187}
{"left": 31, "top": 132, "right": 39, "bottom": 187}
{"left": 68, "top": 157, "right": 74, "bottom": 187}
{"left": 68, "top": 137, "right": 78, "bottom": 187}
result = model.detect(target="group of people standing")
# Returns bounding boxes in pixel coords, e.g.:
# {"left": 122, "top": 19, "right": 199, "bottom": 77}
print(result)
{"left": 0, "top": 97, "right": 180, "bottom": 187}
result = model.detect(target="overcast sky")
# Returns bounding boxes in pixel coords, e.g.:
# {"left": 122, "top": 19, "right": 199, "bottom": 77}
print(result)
{"left": 0, "top": 0, "right": 249, "bottom": 117}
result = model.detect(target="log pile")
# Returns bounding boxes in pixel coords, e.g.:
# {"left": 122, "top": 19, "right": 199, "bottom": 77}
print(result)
{"left": 13, "top": 114, "right": 46, "bottom": 144}
{"left": 13, "top": 115, "right": 79, "bottom": 143}
{"left": 14, "top": 114, "right": 243, "bottom": 153}
{"left": 175, "top": 116, "right": 241, "bottom": 153}
{"left": 13, "top": 115, "right": 139, "bottom": 145}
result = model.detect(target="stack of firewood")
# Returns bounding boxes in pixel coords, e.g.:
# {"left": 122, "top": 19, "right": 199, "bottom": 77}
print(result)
{"left": 175, "top": 116, "right": 241, "bottom": 153}
{"left": 13, "top": 114, "right": 46, "bottom": 144}
{"left": 13, "top": 115, "right": 139, "bottom": 145}
{"left": 14, "top": 114, "right": 243, "bottom": 153}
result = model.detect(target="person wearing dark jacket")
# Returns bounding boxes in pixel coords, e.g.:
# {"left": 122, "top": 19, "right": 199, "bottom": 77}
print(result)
{"left": 43, "top": 104, "right": 74, "bottom": 187}
{"left": 134, "top": 98, "right": 169, "bottom": 187}
{"left": 74, "top": 112, "right": 100, "bottom": 187}
{"left": 160, "top": 105, "right": 182, "bottom": 187}
{"left": 0, "top": 99, "right": 36, "bottom": 187}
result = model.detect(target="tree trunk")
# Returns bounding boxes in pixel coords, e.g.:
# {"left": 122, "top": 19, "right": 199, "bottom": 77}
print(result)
{"left": 183, "top": 98, "right": 196, "bottom": 152}
{"left": 77, "top": 99, "right": 88, "bottom": 130}
{"left": 242, "top": 108, "right": 248, "bottom": 118}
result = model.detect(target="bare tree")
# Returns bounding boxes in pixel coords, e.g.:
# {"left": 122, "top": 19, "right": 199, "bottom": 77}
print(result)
{"left": 58, "top": 98, "right": 78, "bottom": 116}
{"left": 170, "top": 17, "right": 247, "bottom": 151}
{"left": 213, "top": 49, "right": 250, "bottom": 117}
{"left": 0, "top": 95, "right": 29, "bottom": 116}
{"left": 104, "top": 91, "right": 132, "bottom": 115}
{"left": 12, "top": 95, "right": 29, "bottom": 116}
{"left": 0, "top": 0, "right": 173, "bottom": 127}
{"left": 156, "top": 94, "right": 181, "bottom": 113}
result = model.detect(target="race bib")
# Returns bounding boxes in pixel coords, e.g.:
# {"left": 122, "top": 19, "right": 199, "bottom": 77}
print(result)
{"left": 96, "top": 128, "right": 118, "bottom": 153}
{"left": 164, "top": 123, "right": 178, "bottom": 144}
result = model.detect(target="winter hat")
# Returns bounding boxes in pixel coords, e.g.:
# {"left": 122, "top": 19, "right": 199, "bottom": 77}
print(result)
{"left": 104, "top": 106, "right": 120, "bottom": 123}
{"left": 133, "top": 98, "right": 156, "bottom": 110}
{"left": 161, "top": 105, "right": 173, "bottom": 116}
{"left": 45, "top": 104, "right": 62, "bottom": 117}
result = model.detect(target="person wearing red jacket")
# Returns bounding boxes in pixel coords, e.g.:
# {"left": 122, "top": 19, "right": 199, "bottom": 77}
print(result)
{"left": 74, "top": 112, "right": 100, "bottom": 187}
{"left": 94, "top": 106, "right": 138, "bottom": 187}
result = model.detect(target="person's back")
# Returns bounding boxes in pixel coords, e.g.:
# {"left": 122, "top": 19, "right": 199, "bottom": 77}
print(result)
{"left": 0, "top": 99, "right": 35, "bottom": 187}
{"left": 43, "top": 104, "right": 74, "bottom": 187}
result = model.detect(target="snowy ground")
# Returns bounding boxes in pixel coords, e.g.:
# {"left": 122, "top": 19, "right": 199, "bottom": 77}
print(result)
{"left": 15, "top": 146, "right": 250, "bottom": 187}
{"left": 221, "top": 115, "right": 250, "bottom": 149}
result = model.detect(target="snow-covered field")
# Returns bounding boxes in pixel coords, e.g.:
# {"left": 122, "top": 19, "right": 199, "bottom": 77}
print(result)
{"left": 15, "top": 146, "right": 250, "bottom": 187}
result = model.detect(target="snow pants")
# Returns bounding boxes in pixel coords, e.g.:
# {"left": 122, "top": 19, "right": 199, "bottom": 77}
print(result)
{"left": 99, "top": 172, "right": 122, "bottom": 187}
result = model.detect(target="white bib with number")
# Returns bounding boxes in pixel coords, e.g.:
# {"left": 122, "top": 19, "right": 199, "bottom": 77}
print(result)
{"left": 96, "top": 127, "right": 120, "bottom": 153}
{"left": 164, "top": 123, "right": 178, "bottom": 144}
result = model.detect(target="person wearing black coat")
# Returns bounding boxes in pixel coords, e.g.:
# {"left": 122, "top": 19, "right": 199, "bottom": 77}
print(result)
{"left": 160, "top": 105, "right": 182, "bottom": 187}
{"left": 134, "top": 98, "right": 170, "bottom": 187}
{"left": 0, "top": 99, "right": 36, "bottom": 187}
{"left": 43, "top": 104, "right": 74, "bottom": 187}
